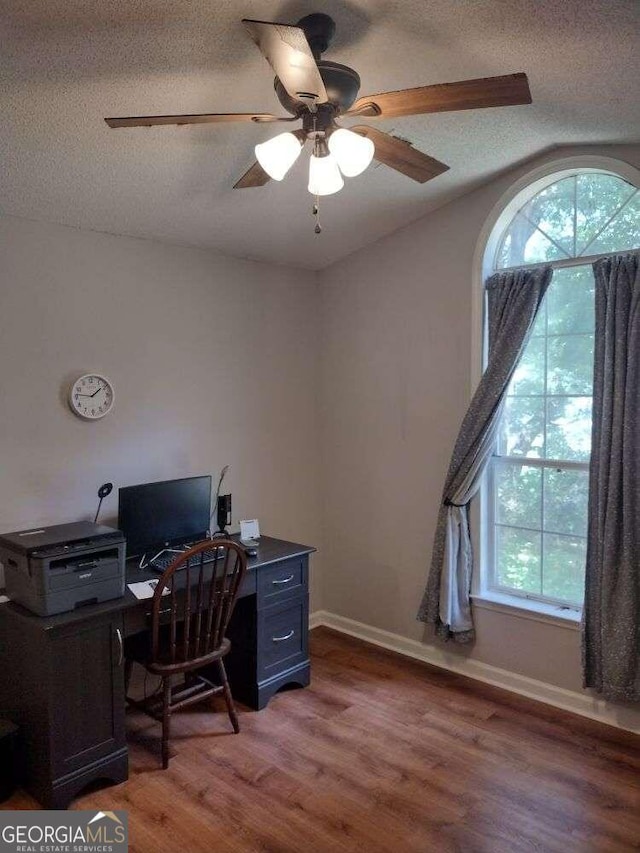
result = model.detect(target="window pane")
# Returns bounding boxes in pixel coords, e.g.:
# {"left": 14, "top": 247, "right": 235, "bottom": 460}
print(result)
{"left": 542, "top": 533, "right": 586, "bottom": 604}
{"left": 546, "top": 334, "right": 594, "bottom": 395}
{"left": 495, "top": 464, "right": 541, "bottom": 529}
{"left": 509, "top": 336, "right": 545, "bottom": 396}
{"left": 529, "top": 301, "right": 547, "bottom": 337}
{"left": 543, "top": 468, "right": 589, "bottom": 536}
{"left": 546, "top": 397, "right": 592, "bottom": 461}
{"left": 584, "top": 191, "right": 640, "bottom": 257}
{"left": 495, "top": 527, "right": 541, "bottom": 594}
{"left": 497, "top": 173, "right": 638, "bottom": 267}
{"left": 521, "top": 175, "right": 575, "bottom": 257}
{"left": 546, "top": 266, "right": 595, "bottom": 335}
{"left": 497, "top": 212, "right": 570, "bottom": 268}
{"left": 576, "top": 174, "right": 636, "bottom": 256}
{"left": 498, "top": 397, "right": 545, "bottom": 457}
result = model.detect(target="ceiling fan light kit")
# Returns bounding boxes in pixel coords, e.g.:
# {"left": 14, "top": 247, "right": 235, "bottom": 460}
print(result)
{"left": 328, "top": 128, "right": 375, "bottom": 178}
{"left": 257, "top": 124, "right": 375, "bottom": 194}
{"left": 308, "top": 150, "right": 344, "bottom": 197}
{"left": 105, "top": 11, "right": 532, "bottom": 229}
{"left": 255, "top": 131, "right": 303, "bottom": 181}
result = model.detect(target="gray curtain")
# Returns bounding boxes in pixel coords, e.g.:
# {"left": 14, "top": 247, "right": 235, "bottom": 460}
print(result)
{"left": 417, "top": 266, "right": 553, "bottom": 642}
{"left": 583, "top": 252, "right": 640, "bottom": 702}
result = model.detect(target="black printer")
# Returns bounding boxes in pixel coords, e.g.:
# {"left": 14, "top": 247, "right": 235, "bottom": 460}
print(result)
{"left": 0, "top": 521, "right": 126, "bottom": 617}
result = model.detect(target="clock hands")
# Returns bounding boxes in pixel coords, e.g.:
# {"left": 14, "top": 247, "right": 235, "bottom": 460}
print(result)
{"left": 70, "top": 374, "right": 114, "bottom": 419}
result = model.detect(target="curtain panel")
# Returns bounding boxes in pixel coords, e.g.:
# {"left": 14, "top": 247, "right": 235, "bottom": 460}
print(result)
{"left": 583, "top": 252, "right": 640, "bottom": 702}
{"left": 418, "top": 266, "right": 553, "bottom": 642}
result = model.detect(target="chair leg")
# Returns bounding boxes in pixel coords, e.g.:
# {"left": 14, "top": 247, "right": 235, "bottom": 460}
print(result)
{"left": 161, "top": 678, "right": 172, "bottom": 769}
{"left": 217, "top": 659, "right": 240, "bottom": 733}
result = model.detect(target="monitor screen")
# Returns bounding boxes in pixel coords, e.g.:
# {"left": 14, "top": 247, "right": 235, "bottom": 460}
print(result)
{"left": 118, "top": 476, "right": 212, "bottom": 557}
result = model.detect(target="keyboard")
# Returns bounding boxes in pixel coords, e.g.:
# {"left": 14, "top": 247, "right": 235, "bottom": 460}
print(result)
{"left": 149, "top": 547, "right": 224, "bottom": 571}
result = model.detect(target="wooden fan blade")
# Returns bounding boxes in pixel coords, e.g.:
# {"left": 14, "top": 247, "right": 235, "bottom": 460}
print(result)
{"left": 347, "top": 73, "right": 531, "bottom": 119}
{"left": 242, "top": 18, "right": 328, "bottom": 105}
{"left": 233, "top": 161, "right": 272, "bottom": 189}
{"left": 351, "top": 126, "right": 449, "bottom": 184}
{"left": 105, "top": 112, "right": 290, "bottom": 128}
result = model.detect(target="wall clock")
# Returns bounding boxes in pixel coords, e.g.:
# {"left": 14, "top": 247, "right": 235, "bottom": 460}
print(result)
{"left": 69, "top": 373, "right": 115, "bottom": 420}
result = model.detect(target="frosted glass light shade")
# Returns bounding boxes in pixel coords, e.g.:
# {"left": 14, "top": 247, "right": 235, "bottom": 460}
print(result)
{"left": 255, "top": 132, "right": 302, "bottom": 181}
{"left": 308, "top": 153, "right": 344, "bottom": 196}
{"left": 328, "top": 128, "right": 375, "bottom": 177}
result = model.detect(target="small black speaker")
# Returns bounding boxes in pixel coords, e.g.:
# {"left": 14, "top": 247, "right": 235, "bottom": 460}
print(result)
{"left": 216, "top": 494, "right": 232, "bottom": 533}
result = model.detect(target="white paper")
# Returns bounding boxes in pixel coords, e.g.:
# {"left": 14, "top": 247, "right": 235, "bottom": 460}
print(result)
{"left": 240, "top": 519, "right": 260, "bottom": 542}
{"left": 127, "top": 580, "right": 169, "bottom": 600}
{"left": 0, "top": 595, "right": 9, "bottom": 604}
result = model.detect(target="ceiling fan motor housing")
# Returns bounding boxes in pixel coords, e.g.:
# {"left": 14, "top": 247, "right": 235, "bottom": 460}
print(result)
{"left": 274, "top": 62, "right": 361, "bottom": 115}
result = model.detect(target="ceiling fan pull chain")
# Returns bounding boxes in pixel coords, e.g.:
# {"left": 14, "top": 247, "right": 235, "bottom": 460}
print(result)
{"left": 311, "top": 120, "right": 322, "bottom": 233}
{"left": 313, "top": 196, "right": 322, "bottom": 234}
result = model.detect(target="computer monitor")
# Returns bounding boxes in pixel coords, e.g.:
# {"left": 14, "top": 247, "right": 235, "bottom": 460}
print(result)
{"left": 117, "top": 476, "right": 212, "bottom": 557}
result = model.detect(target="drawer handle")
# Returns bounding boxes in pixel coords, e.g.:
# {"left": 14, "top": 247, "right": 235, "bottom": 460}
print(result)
{"left": 272, "top": 629, "right": 295, "bottom": 643}
{"left": 272, "top": 574, "right": 295, "bottom": 586}
{"left": 116, "top": 628, "right": 124, "bottom": 667}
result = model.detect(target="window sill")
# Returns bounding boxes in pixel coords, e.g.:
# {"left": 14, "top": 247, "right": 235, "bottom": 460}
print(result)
{"left": 471, "top": 591, "right": 581, "bottom": 630}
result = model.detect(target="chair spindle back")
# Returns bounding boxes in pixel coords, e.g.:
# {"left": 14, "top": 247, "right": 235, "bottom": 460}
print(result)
{"left": 149, "top": 539, "right": 247, "bottom": 670}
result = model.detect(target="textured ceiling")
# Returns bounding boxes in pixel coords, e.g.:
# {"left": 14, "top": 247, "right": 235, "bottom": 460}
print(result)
{"left": 2, "top": 1, "right": 640, "bottom": 270}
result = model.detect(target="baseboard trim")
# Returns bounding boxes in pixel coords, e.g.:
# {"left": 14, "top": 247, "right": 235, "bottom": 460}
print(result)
{"left": 309, "top": 610, "right": 640, "bottom": 734}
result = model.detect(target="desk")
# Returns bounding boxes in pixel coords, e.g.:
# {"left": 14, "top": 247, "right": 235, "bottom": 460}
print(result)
{"left": 0, "top": 535, "right": 314, "bottom": 809}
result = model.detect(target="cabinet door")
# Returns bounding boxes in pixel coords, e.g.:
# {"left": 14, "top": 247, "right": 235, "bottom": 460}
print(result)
{"left": 48, "top": 614, "right": 126, "bottom": 777}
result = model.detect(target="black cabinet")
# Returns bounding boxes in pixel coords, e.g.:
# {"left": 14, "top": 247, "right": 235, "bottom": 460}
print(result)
{"left": 0, "top": 607, "right": 127, "bottom": 808}
{"left": 0, "top": 535, "right": 314, "bottom": 807}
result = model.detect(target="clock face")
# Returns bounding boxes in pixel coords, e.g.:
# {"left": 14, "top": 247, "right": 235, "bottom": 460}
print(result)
{"left": 69, "top": 374, "right": 115, "bottom": 420}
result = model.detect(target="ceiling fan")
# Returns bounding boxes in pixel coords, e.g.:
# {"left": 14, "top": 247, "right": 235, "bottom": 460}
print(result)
{"left": 105, "top": 13, "right": 531, "bottom": 228}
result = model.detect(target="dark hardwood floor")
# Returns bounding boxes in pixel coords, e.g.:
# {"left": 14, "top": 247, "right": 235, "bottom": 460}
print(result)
{"left": 4, "top": 627, "right": 640, "bottom": 851}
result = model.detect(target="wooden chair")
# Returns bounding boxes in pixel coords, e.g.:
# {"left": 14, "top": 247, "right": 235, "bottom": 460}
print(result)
{"left": 124, "top": 539, "right": 247, "bottom": 768}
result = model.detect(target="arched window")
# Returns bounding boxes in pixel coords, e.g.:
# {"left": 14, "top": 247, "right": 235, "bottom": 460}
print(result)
{"left": 483, "top": 168, "right": 640, "bottom": 608}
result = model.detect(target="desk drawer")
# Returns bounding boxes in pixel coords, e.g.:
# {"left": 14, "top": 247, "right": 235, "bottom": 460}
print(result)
{"left": 258, "top": 597, "right": 308, "bottom": 681}
{"left": 258, "top": 557, "right": 307, "bottom": 607}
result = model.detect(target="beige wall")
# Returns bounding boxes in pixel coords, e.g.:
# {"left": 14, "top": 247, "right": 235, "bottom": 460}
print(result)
{"left": 0, "top": 216, "right": 322, "bottom": 604}
{"left": 318, "top": 144, "right": 640, "bottom": 724}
